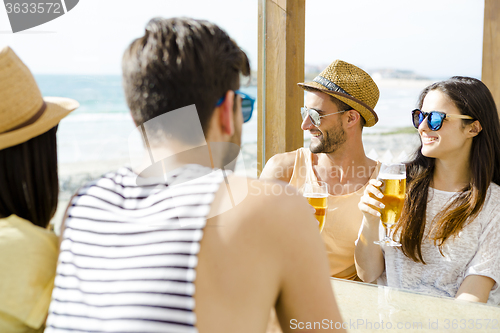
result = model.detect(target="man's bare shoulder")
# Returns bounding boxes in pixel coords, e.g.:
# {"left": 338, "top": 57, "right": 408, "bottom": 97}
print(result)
{"left": 197, "top": 175, "right": 332, "bottom": 333}
{"left": 259, "top": 150, "right": 298, "bottom": 182}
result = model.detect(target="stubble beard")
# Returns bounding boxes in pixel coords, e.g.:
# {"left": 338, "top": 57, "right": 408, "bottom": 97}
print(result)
{"left": 309, "top": 123, "right": 347, "bottom": 154}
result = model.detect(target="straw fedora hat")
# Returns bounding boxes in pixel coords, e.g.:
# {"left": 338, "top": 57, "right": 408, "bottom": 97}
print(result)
{"left": 298, "top": 60, "right": 379, "bottom": 127}
{"left": 0, "top": 46, "right": 79, "bottom": 150}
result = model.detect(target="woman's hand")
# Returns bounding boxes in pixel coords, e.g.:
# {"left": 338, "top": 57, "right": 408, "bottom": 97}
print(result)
{"left": 358, "top": 179, "right": 385, "bottom": 223}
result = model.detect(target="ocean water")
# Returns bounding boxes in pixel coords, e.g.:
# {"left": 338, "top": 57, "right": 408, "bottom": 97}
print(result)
{"left": 35, "top": 75, "right": 428, "bottom": 164}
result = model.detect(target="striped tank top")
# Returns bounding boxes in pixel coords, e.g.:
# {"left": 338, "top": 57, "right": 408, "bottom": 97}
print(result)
{"left": 46, "top": 164, "right": 229, "bottom": 333}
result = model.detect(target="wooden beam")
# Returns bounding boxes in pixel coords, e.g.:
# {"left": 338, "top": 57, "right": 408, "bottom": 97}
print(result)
{"left": 482, "top": 0, "right": 500, "bottom": 112}
{"left": 257, "top": 0, "right": 305, "bottom": 175}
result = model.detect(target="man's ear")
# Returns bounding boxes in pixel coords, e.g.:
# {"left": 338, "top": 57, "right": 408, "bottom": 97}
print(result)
{"left": 468, "top": 120, "right": 482, "bottom": 138}
{"left": 344, "top": 110, "right": 361, "bottom": 128}
{"left": 218, "top": 90, "right": 235, "bottom": 136}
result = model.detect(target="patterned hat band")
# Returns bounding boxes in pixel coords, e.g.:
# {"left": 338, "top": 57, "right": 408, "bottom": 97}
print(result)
{"left": 313, "top": 76, "right": 351, "bottom": 97}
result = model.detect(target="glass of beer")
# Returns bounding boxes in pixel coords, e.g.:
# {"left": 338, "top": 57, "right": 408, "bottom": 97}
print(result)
{"left": 374, "top": 163, "right": 406, "bottom": 247}
{"left": 301, "top": 181, "right": 329, "bottom": 232}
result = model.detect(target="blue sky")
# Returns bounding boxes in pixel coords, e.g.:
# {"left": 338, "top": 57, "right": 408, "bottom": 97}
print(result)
{"left": 0, "top": 0, "right": 484, "bottom": 78}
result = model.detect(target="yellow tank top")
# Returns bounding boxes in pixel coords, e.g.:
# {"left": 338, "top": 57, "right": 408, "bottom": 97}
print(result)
{"left": 289, "top": 148, "right": 380, "bottom": 280}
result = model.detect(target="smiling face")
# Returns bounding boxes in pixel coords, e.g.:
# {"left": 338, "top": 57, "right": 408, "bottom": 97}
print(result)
{"left": 418, "top": 89, "right": 474, "bottom": 161}
{"left": 302, "top": 91, "right": 346, "bottom": 154}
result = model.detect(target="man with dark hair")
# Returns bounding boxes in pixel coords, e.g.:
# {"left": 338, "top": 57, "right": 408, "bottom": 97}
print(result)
{"left": 261, "top": 60, "right": 381, "bottom": 281}
{"left": 46, "top": 18, "right": 344, "bottom": 333}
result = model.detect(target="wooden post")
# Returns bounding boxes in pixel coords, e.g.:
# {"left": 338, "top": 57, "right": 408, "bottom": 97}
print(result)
{"left": 482, "top": 0, "right": 500, "bottom": 112}
{"left": 257, "top": 0, "right": 305, "bottom": 175}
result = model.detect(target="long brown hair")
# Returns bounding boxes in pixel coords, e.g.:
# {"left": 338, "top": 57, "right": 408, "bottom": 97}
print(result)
{"left": 0, "top": 126, "right": 59, "bottom": 228}
{"left": 395, "top": 77, "right": 500, "bottom": 263}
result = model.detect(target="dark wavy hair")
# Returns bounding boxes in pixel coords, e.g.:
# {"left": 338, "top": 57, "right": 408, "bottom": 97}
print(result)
{"left": 0, "top": 126, "right": 59, "bottom": 228}
{"left": 122, "top": 17, "right": 250, "bottom": 144}
{"left": 395, "top": 76, "right": 500, "bottom": 263}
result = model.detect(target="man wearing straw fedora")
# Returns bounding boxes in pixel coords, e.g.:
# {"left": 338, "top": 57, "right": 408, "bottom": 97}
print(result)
{"left": 46, "top": 18, "right": 344, "bottom": 333}
{"left": 261, "top": 60, "right": 381, "bottom": 281}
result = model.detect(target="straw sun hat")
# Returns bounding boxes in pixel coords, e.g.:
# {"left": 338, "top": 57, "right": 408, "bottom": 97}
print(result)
{"left": 298, "top": 59, "right": 379, "bottom": 127}
{"left": 0, "top": 46, "right": 79, "bottom": 150}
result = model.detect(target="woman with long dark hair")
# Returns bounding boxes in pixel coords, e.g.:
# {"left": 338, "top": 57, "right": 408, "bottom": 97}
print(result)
{"left": 0, "top": 46, "right": 78, "bottom": 332}
{"left": 355, "top": 76, "right": 500, "bottom": 304}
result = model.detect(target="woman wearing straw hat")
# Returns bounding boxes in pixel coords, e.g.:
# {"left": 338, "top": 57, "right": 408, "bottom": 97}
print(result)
{"left": 0, "top": 46, "right": 79, "bottom": 332}
{"left": 356, "top": 76, "right": 500, "bottom": 304}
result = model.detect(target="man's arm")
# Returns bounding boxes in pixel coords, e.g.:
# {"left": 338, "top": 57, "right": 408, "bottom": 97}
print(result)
{"left": 196, "top": 177, "right": 344, "bottom": 332}
{"left": 262, "top": 184, "right": 344, "bottom": 332}
{"left": 259, "top": 151, "right": 297, "bottom": 182}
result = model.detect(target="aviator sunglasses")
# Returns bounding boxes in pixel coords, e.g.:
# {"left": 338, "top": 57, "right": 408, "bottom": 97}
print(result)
{"left": 300, "top": 107, "right": 349, "bottom": 127}
{"left": 411, "top": 109, "right": 474, "bottom": 131}
{"left": 216, "top": 90, "right": 255, "bottom": 123}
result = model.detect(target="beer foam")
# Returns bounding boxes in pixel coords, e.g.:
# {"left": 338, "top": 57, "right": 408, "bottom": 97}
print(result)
{"left": 377, "top": 173, "right": 406, "bottom": 180}
{"left": 304, "top": 193, "right": 329, "bottom": 198}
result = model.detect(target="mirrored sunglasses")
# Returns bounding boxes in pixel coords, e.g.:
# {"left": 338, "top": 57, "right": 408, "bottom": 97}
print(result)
{"left": 216, "top": 90, "right": 255, "bottom": 123}
{"left": 300, "top": 107, "right": 347, "bottom": 127}
{"left": 411, "top": 109, "right": 474, "bottom": 131}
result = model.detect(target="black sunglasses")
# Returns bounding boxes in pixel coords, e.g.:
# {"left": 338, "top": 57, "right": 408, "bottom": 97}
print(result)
{"left": 411, "top": 109, "right": 474, "bottom": 131}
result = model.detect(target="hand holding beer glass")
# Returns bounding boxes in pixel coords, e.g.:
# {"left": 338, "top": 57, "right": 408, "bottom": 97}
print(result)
{"left": 300, "top": 181, "right": 329, "bottom": 233}
{"left": 374, "top": 163, "right": 406, "bottom": 247}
